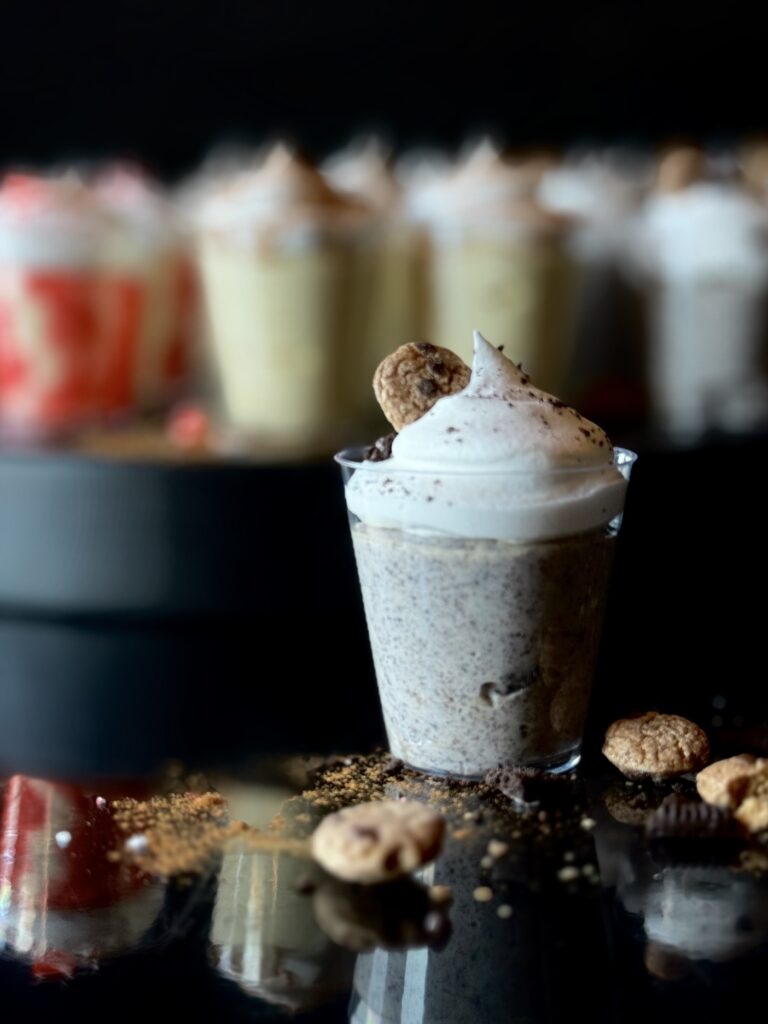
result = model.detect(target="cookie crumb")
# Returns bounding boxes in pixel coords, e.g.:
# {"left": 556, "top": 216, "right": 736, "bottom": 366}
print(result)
{"left": 487, "top": 839, "right": 509, "bottom": 859}
{"left": 429, "top": 884, "right": 453, "bottom": 905}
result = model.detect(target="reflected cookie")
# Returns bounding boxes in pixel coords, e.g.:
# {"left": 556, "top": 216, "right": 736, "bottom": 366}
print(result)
{"left": 310, "top": 800, "right": 445, "bottom": 884}
{"left": 735, "top": 797, "right": 768, "bottom": 834}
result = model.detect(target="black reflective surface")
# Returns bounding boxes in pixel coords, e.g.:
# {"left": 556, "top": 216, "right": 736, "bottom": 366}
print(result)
{"left": 1, "top": 750, "right": 767, "bottom": 1024}
{"left": 1, "top": 435, "right": 767, "bottom": 1021}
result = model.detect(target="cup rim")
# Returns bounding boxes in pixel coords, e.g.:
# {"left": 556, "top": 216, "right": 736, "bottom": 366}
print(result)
{"left": 334, "top": 445, "right": 638, "bottom": 477}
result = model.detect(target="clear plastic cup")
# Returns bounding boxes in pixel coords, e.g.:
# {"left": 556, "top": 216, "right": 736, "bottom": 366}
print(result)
{"left": 336, "top": 447, "right": 636, "bottom": 778}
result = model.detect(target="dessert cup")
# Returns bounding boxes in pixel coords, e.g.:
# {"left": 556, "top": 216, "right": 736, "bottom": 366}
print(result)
{"left": 637, "top": 177, "right": 768, "bottom": 441}
{"left": 94, "top": 166, "right": 197, "bottom": 412}
{"left": 409, "top": 142, "right": 575, "bottom": 396}
{"left": 337, "top": 333, "right": 636, "bottom": 778}
{"left": 0, "top": 175, "right": 146, "bottom": 436}
{"left": 194, "top": 145, "right": 375, "bottom": 451}
{"left": 323, "top": 139, "right": 418, "bottom": 395}
{"left": 337, "top": 447, "right": 634, "bottom": 778}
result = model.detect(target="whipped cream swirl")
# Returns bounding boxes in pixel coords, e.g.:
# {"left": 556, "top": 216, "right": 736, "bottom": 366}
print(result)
{"left": 195, "top": 144, "right": 372, "bottom": 250}
{"left": 0, "top": 174, "right": 114, "bottom": 268}
{"left": 345, "top": 332, "right": 630, "bottom": 542}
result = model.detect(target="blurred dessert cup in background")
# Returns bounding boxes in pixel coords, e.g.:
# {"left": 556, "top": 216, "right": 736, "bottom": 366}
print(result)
{"left": 93, "top": 166, "right": 198, "bottom": 412}
{"left": 538, "top": 148, "right": 651, "bottom": 422}
{"left": 193, "top": 144, "right": 376, "bottom": 453}
{"left": 323, "top": 138, "right": 418, "bottom": 404}
{"left": 0, "top": 175, "right": 146, "bottom": 437}
{"left": 406, "top": 140, "right": 575, "bottom": 396}
{"left": 635, "top": 145, "right": 768, "bottom": 441}
{"left": 0, "top": 775, "right": 162, "bottom": 975}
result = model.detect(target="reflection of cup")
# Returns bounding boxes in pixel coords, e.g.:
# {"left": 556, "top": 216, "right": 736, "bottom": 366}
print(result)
{"left": 210, "top": 845, "right": 353, "bottom": 1012}
{"left": 0, "top": 775, "right": 162, "bottom": 976}
{"left": 350, "top": 791, "right": 608, "bottom": 1023}
{"left": 336, "top": 447, "right": 635, "bottom": 778}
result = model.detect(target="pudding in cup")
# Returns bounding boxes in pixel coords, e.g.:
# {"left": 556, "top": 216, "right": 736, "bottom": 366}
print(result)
{"left": 336, "top": 332, "right": 635, "bottom": 778}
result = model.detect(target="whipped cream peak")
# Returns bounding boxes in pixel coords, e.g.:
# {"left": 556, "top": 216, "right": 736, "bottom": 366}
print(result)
{"left": 195, "top": 142, "right": 372, "bottom": 247}
{"left": 0, "top": 173, "right": 99, "bottom": 219}
{"left": 638, "top": 182, "right": 768, "bottom": 283}
{"left": 322, "top": 137, "right": 400, "bottom": 211}
{"left": 391, "top": 331, "right": 613, "bottom": 472}
{"left": 92, "top": 166, "right": 180, "bottom": 250}
{"left": 0, "top": 172, "right": 116, "bottom": 267}
{"left": 346, "top": 333, "right": 629, "bottom": 542}
{"left": 408, "top": 141, "right": 567, "bottom": 238}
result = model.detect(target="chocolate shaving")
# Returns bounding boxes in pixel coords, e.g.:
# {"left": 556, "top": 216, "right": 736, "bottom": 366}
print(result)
{"left": 364, "top": 433, "right": 396, "bottom": 462}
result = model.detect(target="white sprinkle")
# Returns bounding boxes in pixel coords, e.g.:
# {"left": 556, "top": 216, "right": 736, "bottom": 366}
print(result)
{"left": 54, "top": 831, "right": 72, "bottom": 849}
{"left": 95, "top": 797, "right": 107, "bottom": 810}
{"left": 582, "top": 863, "right": 596, "bottom": 876}
{"left": 480, "top": 855, "right": 494, "bottom": 869}
{"left": 557, "top": 866, "right": 580, "bottom": 883}
{"left": 125, "top": 834, "right": 149, "bottom": 854}
{"left": 580, "top": 817, "right": 596, "bottom": 831}
{"left": 473, "top": 886, "right": 493, "bottom": 902}
{"left": 487, "top": 839, "right": 509, "bottom": 859}
{"left": 563, "top": 850, "right": 576, "bottom": 862}
{"left": 497, "top": 904, "right": 513, "bottom": 919}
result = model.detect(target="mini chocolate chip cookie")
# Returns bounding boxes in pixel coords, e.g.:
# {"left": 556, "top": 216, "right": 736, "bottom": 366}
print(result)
{"left": 373, "top": 342, "right": 470, "bottom": 432}
{"left": 696, "top": 754, "right": 762, "bottom": 808}
{"left": 310, "top": 800, "right": 445, "bottom": 884}
{"left": 602, "top": 712, "right": 710, "bottom": 781}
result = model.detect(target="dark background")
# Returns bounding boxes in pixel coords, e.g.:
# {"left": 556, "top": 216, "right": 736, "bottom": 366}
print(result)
{"left": 0, "top": 0, "right": 767, "bottom": 779}
{"left": 1, "top": 1, "right": 767, "bottom": 179}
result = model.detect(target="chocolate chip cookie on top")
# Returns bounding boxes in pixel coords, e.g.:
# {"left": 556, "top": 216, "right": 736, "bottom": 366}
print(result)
{"left": 373, "top": 342, "right": 470, "bottom": 432}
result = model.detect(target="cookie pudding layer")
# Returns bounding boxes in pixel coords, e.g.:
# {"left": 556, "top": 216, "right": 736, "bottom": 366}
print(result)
{"left": 345, "top": 332, "right": 628, "bottom": 543}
